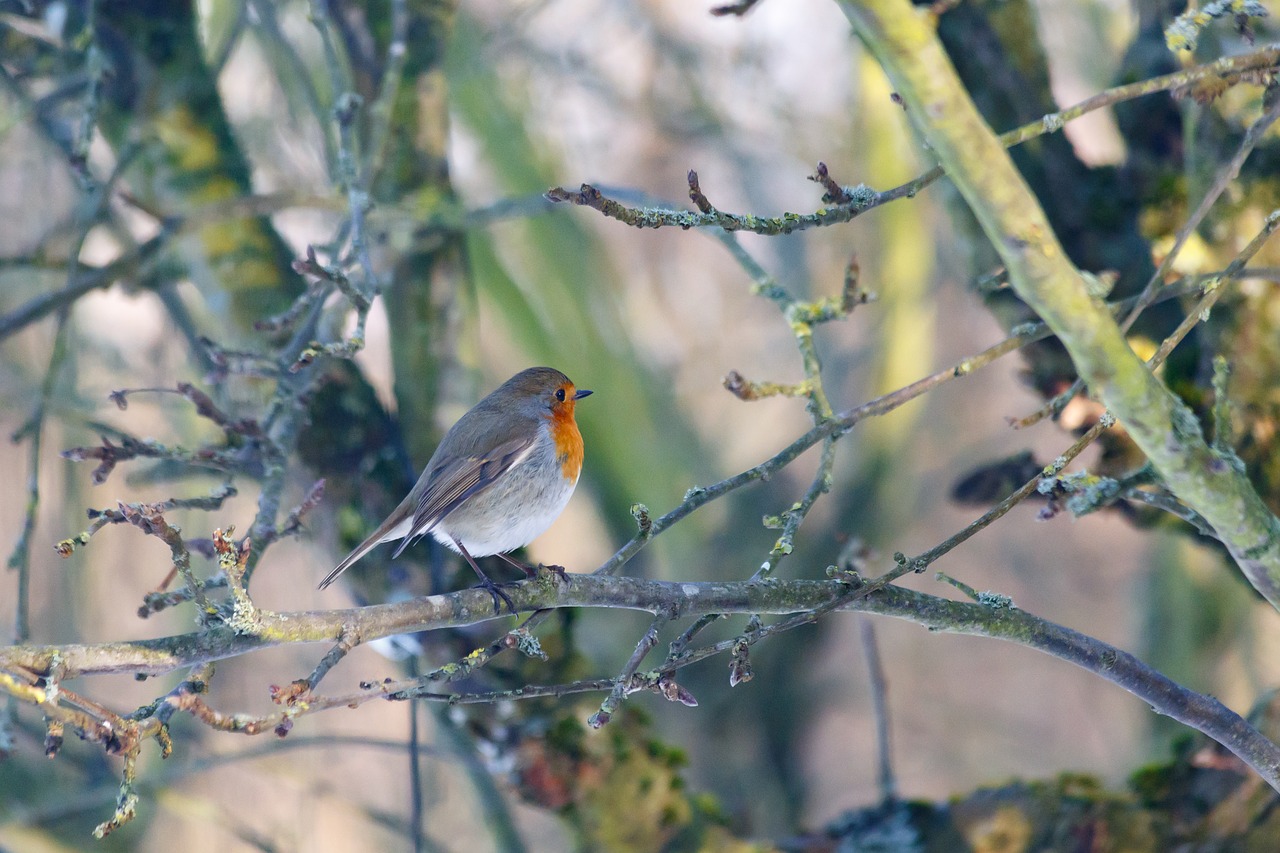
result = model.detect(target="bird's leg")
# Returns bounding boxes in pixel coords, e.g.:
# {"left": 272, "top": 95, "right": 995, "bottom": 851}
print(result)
{"left": 495, "top": 552, "right": 570, "bottom": 586}
{"left": 494, "top": 551, "right": 537, "bottom": 577}
{"left": 452, "top": 536, "right": 517, "bottom": 615}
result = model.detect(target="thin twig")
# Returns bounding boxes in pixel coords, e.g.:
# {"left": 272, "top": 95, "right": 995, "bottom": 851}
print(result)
{"left": 69, "top": 2, "right": 103, "bottom": 191}
{"left": 0, "top": 227, "right": 174, "bottom": 342}
{"left": 903, "top": 210, "right": 1280, "bottom": 567}
{"left": 310, "top": 0, "right": 378, "bottom": 294}
{"left": 249, "top": 0, "right": 336, "bottom": 170}
{"left": 902, "top": 420, "right": 1109, "bottom": 574}
{"left": 588, "top": 613, "right": 670, "bottom": 728}
{"left": 1122, "top": 488, "right": 1217, "bottom": 537}
{"left": 1127, "top": 83, "right": 1280, "bottom": 333}
{"left": 8, "top": 312, "right": 71, "bottom": 642}
{"left": 1017, "top": 84, "right": 1280, "bottom": 429}
{"left": 859, "top": 619, "right": 896, "bottom": 805}
{"left": 1151, "top": 209, "right": 1280, "bottom": 369}
{"left": 3, "top": 308, "right": 71, "bottom": 757}
{"left": 407, "top": 655, "right": 427, "bottom": 853}
{"left": 366, "top": 0, "right": 409, "bottom": 183}
{"left": 547, "top": 48, "right": 1280, "bottom": 236}
{"left": 271, "top": 624, "right": 362, "bottom": 706}
{"left": 418, "top": 612, "right": 555, "bottom": 685}
{"left": 667, "top": 614, "right": 724, "bottom": 661}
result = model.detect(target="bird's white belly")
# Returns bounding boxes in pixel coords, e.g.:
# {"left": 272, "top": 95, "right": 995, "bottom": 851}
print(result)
{"left": 433, "top": 453, "right": 578, "bottom": 557}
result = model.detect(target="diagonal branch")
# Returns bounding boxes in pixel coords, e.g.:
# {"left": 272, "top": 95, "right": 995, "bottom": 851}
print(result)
{"left": 839, "top": 0, "right": 1280, "bottom": 609}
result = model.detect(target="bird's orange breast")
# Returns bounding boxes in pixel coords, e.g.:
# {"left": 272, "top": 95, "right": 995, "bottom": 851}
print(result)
{"left": 548, "top": 407, "right": 584, "bottom": 481}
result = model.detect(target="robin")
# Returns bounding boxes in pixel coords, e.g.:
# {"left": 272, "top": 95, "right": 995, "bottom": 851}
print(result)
{"left": 319, "top": 366, "right": 592, "bottom": 612}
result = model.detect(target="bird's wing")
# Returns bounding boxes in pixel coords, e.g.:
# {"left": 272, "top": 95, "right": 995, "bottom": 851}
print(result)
{"left": 318, "top": 434, "right": 538, "bottom": 590}
{"left": 391, "top": 434, "right": 537, "bottom": 557}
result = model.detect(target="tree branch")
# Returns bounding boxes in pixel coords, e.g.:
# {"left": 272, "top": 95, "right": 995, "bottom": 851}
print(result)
{"left": 546, "top": 48, "right": 1280, "bottom": 235}
{"left": 839, "top": 0, "right": 1280, "bottom": 609}
{"left": 4, "top": 572, "right": 1279, "bottom": 788}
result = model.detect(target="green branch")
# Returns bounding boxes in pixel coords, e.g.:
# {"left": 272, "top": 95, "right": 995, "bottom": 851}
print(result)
{"left": 838, "top": 0, "right": 1280, "bottom": 609}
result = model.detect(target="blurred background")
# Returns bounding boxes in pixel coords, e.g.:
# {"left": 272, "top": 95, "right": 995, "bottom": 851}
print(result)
{"left": 2, "top": 0, "right": 1280, "bottom": 850}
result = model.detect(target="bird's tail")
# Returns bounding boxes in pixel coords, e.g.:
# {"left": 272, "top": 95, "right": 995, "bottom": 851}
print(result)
{"left": 318, "top": 532, "right": 386, "bottom": 590}
{"left": 318, "top": 494, "right": 421, "bottom": 590}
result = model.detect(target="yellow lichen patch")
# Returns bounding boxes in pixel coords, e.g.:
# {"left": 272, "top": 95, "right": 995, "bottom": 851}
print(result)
{"left": 212, "top": 255, "right": 284, "bottom": 294}
{"left": 0, "top": 670, "right": 47, "bottom": 704}
{"left": 1127, "top": 335, "right": 1160, "bottom": 364}
{"left": 965, "top": 805, "right": 1033, "bottom": 853}
{"left": 1150, "top": 231, "right": 1214, "bottom": 277}
{"left": 154, "top": 106, "right": 225, "bottom": 176}
{"left": 201, "top": 217, "right": 258, "bottom": 258}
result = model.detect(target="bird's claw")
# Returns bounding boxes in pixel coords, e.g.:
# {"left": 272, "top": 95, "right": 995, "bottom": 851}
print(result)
{"left": 498, "top": 554, "right": 570, "bottom": 585}
{"left": 476, "top": 577, "right": 518, "bottom": 615}
{"left": 537, "top": 563, "right": 571, "bottom": 586}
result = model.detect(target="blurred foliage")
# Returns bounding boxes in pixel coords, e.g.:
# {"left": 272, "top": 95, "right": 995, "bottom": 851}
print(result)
{"left": 794, "top": 693, "right": 1280, "bottom": 851}
{"left": 515, "top": 708, "right": 763, "bottom": 853}
{"left": 1, "top": 0, "right": 1280, "bottom": 850}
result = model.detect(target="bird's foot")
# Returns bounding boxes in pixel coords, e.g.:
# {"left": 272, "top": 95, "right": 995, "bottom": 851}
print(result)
{"left": 496, "top": 553, "right": 570, "bottom": 585}
{"left": 536, "top": 563, "right": 571, "bottom": 586}
{"left": 474, "top": 576, "right": 519, "bottom": 615}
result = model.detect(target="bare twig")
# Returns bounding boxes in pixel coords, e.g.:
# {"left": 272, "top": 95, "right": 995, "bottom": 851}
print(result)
{"left": 366, "top": 0, "right": 409, "bottom": 183}
{"left": 1018, "top": 87, "right": 1280, "bottom": 429}
{"left": 859, "top": 619, "right": 896, "bottom": 805}
{"left": 0, "top": 221, "right": 177, "bottom": 344}
{"left": 8, "top": 312, "right": 71, "bottom": 643}
{"left": 55, "top": 485, "right": 236, "bottom": 562}
{"left": 118, "top": 503, "right": 215, "bottom": 620}
{"left": 108, "top": 383, "right": 264, "bottom": 438}
{"left": 1150, "top": 209, "right": 1280, "bottom": 368}
{"left": 271, "top": 624, "right": 362, "bottom": 707}
{"left": 667, "top": 614, "right": 724, "bottom": 661}
{"left": 310, "top": 0, "right": 378, "bottom": 294}
{"left": 406, "top": 656, "right": 427, "bottom": 853}
{"left": 588, "top": 613, "right": 671, "bottom": 728}
{"left": 60, "top": 434, "right": 257, "bottom": 483}
{"left": 547, "top": 49, "right": 1280, "bottom": 236}
{"left": 900, "top": 420, "right": 1110, "bottom": 575}
{"left": 995, "top": 212, "right": 1280, "bottom": 531}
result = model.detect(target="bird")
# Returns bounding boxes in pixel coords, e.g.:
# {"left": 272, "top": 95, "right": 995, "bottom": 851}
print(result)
{"left": 319, "top": 366, "right": 591, "bottom": 612}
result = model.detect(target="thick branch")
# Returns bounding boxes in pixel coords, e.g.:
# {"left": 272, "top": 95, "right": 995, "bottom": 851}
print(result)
{"left": 3, "top": 574, "right": 1278, "bottom": 788}
{"left": 839, "top": 0, "right": 1280, "bottom": 608}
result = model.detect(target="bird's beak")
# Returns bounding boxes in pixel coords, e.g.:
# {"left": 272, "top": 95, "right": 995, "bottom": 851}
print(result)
{"left": 573, "top": 389, "right": 593, "bottom": 400}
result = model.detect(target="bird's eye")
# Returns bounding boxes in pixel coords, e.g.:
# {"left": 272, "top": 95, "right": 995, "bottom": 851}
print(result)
{"left": 555, "top": 388, "right": 566, "bottom": 402}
